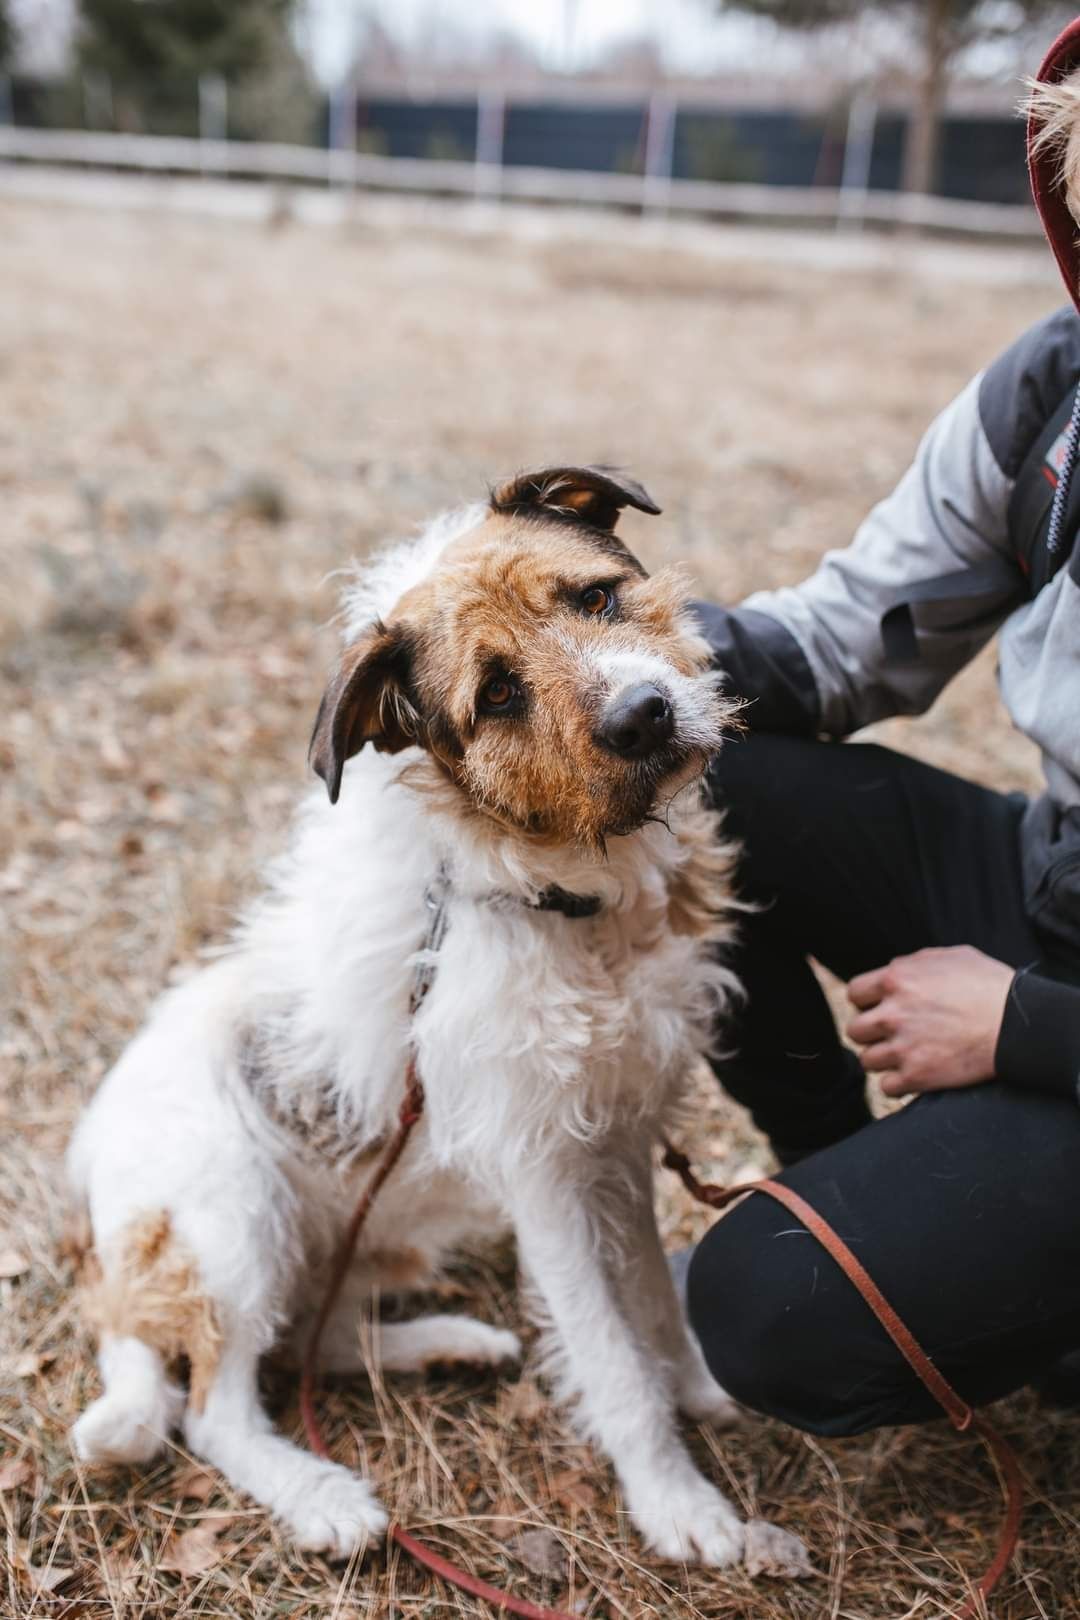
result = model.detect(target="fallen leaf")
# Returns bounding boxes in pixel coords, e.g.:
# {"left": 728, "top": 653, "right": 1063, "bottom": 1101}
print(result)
{"left": 744, "top": 1518, "right": 815, "bottom": 1580}
{"left": 0, "top": 1457, "right": 33, "bottom": 1491}
{"left": 895, "top": 1510, "right": 927, "bottom": 1535}
{"left": 171, "top": 1463, "right": 218, "bottom": 1501}
{"left": 27, "top": 1564, "right": 77, "bottom": 1594}
{"left": 509, "top": 1528, "right": 569, "bottom": 1582}
{"left": 0, "top": 861, "right": 27, "bottom": 895}
{"left": 146, "top": 792, "right": 183, "bottom": 825}
{"left": 159, "top": 1524, "right": 224, "bottom": 1577}
{"left": 547, "top": 1468, "right": 598, "bottom": 1511}
{"left": 101, "top": 1552, "right": 143, "bottom": 1599}
{"left": 12, "top": 1351, "right": 53, "bottom": 1377}
{"left": 99, "top": 734, "right": 132, "bottom": 772}
{"left": 484, "top": 1495, "right": 524, "bottom": 1540}
{"left": 0, "top": 1249, "right": 29, "bottom": 1280}
{"left": 498, "top": 1378, "right": 545, "bottom": 1424}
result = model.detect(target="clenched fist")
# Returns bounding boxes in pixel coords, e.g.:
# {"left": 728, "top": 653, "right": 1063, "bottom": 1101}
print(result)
{"left": 845, "top": 945, "right": 1015, "bottom": 1099}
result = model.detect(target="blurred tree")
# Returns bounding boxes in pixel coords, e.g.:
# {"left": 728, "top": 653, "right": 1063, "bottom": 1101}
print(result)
{"left": 77, "top": 0, "right": 289, "bottom": 83}
{"left": 719, "top": 0, "right": 1064, "bottom": 195}
{"left": 0, "top": 0, "right": 14, "bottom": 71}
{"left": 681, "top": 116, "right": 763, "bottom": 182}
{"left": 75, "top": 0, "right": 317, "bottom": 138}
{"left": 226, "top": 10, "right": 319, "bottom": 144}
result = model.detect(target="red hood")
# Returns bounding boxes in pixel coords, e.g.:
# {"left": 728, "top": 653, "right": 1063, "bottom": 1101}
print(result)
{"left": 1030, "top": 18, "right": 1080, "bottom": 312}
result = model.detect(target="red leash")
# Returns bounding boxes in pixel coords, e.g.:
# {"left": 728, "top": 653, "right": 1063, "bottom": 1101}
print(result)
{"left": 662, "top": 1142, "right": 1025, "bottom": 1619}
{"left": 300, "top": 1072, "right": 1023, "bottom": 1618}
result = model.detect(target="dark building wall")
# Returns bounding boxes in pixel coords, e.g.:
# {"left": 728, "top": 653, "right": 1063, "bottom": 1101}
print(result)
{"left": 939, "top": 116, "right": 1029, "bottom": 205}
{"left": 502, "top": 102, "right": 646, "bottom": 172}
{"left": 356, "top": 98, "right": 478, "bottom": 161}
{"left": 673, "top": 108, "right": 838, "bottom": 187}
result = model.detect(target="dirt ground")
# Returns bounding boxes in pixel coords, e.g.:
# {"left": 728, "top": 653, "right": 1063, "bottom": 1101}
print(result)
{"left": 1, "top": 186, "right": 1077, "bottom": 1619}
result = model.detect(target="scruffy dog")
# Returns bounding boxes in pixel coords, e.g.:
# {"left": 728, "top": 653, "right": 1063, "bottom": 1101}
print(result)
{"left": 69, "top": 467, "right": 768, "bottom": 1568}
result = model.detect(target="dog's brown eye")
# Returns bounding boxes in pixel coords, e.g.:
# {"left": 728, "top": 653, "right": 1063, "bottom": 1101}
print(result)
{"left": 480, "top": 675, "right": 519, "bottom": 714}
{"left": 580, "top": 586, "right": 614, "bottom": 617}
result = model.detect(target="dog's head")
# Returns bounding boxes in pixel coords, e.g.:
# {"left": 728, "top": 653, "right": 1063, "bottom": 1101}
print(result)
{"left": 310, "top": 466, "right": 735, "bottom": 849}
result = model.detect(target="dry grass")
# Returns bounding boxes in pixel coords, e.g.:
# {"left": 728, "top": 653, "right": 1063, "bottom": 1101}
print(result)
{"left": 1, "top": 189, "right": 1078, "bottom": 1619}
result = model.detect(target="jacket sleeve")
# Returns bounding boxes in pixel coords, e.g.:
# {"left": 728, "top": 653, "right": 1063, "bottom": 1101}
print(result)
{"left": 694, "top": 372, "right": 1025, "bottom": 737}
{"left": 995, "top": 966, "right": 1080, "bottom": 1102}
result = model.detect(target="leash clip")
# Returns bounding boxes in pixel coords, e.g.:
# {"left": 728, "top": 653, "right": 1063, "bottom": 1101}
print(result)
{"left": 410, "top": 866, "right": 451, "bottom": 1014}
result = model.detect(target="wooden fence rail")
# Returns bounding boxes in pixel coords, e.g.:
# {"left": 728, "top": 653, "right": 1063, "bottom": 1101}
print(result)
{"left": 0, "top": 124, "right": 1043, "bottom": 238}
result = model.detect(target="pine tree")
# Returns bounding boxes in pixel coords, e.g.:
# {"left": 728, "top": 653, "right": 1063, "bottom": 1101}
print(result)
{"left": 77, "top": 0, "right": 293, "bottom": 83}
{"left": 75, "top": 0, "right": 315, "bottom": 139}
{"left": 0, "top": 0, "right": 15, "bottom": 73}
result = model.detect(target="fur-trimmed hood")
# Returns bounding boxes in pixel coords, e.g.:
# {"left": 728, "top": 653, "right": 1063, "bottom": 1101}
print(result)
{"left": 1029, "top": 18, "right": 1080, "bottom": 311}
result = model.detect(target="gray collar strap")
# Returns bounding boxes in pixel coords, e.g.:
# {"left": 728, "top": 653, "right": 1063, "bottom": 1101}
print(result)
{"left": 411, "top": 869, "right": 602, "bottom": 1009}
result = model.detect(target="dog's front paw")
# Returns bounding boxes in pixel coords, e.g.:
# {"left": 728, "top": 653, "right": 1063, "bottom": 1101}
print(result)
{"left": 280, "top": 1464, "right": 388, "bottom": 1560}
{"left": 628, "top": 1476, "right": 744, "bottom": 1567}
{"left": 73, "top": 1380, "right": 186, "bottom": 1467}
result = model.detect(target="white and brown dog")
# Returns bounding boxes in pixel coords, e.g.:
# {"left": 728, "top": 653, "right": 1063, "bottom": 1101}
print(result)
{"left": 69, "top": 467, "right": 777, "bottom": 1568}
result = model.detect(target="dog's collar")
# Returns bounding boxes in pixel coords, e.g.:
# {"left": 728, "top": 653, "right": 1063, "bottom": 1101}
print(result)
{"left": 424, "top": 868, "right": 603, "bottom": 931}
{"left": 528, "top": 885, "right": 603, "bottom": 920}
{"left": 411, "top": 869, "right": 601, "bottom": 1017}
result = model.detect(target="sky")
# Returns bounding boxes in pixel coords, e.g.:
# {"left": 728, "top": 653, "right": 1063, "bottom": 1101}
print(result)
{"left": 301, "top": 0, "right": 770, "bottom": 85}
{"left": 11, "top": 0, "right": 1045, "bottom": 91}
{"left": 13, "top": 0, "right": 778, "bottom": 83}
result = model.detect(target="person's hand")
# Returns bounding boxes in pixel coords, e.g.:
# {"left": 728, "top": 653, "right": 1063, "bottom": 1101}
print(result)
{"left": 845, "top": 945, "right": 1014, "bottom": 1098}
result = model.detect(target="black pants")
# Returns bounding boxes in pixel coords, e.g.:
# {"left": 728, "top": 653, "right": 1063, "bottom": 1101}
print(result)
{"left": 687, "top": 733, "right": 1080, "bottom": 1437}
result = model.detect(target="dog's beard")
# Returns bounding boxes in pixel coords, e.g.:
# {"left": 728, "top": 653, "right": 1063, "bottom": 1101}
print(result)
{"left": 600, "top": 742, "right": 711, "bottom": 838}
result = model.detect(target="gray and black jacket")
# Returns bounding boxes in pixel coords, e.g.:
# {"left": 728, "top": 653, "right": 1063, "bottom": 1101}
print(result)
{"left": 696, "top": 305, "right": 1080, "bottom": 1102}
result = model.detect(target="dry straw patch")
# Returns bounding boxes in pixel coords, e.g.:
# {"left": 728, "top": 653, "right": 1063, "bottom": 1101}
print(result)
{"left": 2, "top": 190, "right": 1078, "bottom": 1617}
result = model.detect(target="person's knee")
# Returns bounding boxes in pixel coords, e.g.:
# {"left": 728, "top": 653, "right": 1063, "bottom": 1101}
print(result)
{"left": 706, "top": 730, "right": 803, "bottom": 811}
{"left": 706, "top": 732, "right": 897, "bottom": 822}
{"left": 705, "top": 732, "right": 836, "bottom": 861}
{"left": 685, "top": 1195, "right": 880, "bottom": 1439}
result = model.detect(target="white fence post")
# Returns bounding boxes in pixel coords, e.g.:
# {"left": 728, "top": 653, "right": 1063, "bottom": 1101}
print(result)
{"left": 474, "top": 88, "right": 505, "bottom": 200}
{"left": 838, "top": 89, "right": 877, "bottom": 232}
{"left": 643, "top": 91, "right": 676, "bottom": 216}
{"left": 198, "top": 72, "right": 228, "bottom": 174}
{"left": 81, "top": 71, "right": 113, "bottom": 131}
{"left": 329, "top": 79, "right": 358, "bottom": 187}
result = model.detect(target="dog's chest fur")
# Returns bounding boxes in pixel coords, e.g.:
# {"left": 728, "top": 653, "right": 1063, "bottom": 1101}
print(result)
{"left": 232, "top": 747, "right": 736, "bottom": 1229}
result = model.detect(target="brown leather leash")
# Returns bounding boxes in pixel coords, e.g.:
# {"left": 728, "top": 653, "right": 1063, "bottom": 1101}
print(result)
{"left": 300, "top": 1079, "right": 1024, "bottom": 1618}
{"left": 662, "top": 1141, "right": 1025, "bottom": 1619}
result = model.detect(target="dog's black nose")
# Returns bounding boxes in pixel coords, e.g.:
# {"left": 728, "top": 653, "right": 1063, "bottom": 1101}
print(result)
{"left": 597, "top": 684, "right": 674, "bottom": 758}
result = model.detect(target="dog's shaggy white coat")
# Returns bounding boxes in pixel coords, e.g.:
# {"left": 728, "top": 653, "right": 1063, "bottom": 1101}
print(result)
{"left": 68, "top": 489, "right": 782, "bottom": 1570}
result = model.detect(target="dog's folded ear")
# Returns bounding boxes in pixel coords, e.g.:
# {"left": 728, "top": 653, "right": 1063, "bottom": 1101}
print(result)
{"left": 309, "top": 622, "right": 418, "bottom": 804}
{"left": 490, "top": 466, "right": 661, "bottom": 532}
